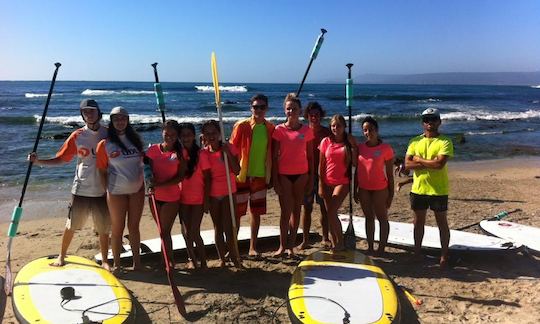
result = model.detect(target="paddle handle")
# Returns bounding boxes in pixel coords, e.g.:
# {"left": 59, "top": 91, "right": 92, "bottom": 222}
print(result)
{"left": 7, "top": 207, "right": 23, "bottom": 237}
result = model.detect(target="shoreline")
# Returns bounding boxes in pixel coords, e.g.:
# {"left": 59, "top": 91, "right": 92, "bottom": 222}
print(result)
{"left": 1, "top": 154, "right": 539, "bottom": 323}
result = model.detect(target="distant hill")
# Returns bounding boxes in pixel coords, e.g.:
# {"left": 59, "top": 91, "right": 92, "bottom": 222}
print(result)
{"left": 346, "top": 72, "right": 540, "bottom": 86}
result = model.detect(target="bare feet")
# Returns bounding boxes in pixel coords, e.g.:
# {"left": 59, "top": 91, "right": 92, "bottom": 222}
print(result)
{"left": 101, "top": 262, "right": 112, "bottom": 272}
{"left": 49, "top": 255, "right": 66, "bottom": 267}
{"left": 296, "top": 241, "right": 310, "bottom": 250}
{"left": 439, "top": 255, "right": 449, "bottom": 270}
{"left": 186, "top": 260, "right": 196, "bottom": 270}
{"left": 273, "top": 247, "right": 286, "bottom": 257}
{"left": 219, "top": 260, "right": 227, "bottom": 268}
{"left": 248, "top": 249, "right": 260, "bottom": 257}
{"left": 233, "top": 259, "right": 243, "bottom": 269}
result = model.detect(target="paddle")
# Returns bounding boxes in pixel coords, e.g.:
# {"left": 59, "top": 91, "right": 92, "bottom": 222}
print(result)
{"left": 344, "top": 63, "right": 356, "bottom": 250}
{"left": 296, "top": 28, "right": 327, "bottom": 97}
{"left": 149, "top": 194, "right": 187, "bottom": 317}
{"left": 148, "top": 63, "right": 187, "bottom": 317}
{"left": 210, "top": 52, "right": 241, "bottom": 263}
{"left": 3, "top": 62, "right": 61, "bottom": 296}
{"left": 151, "top": 62, "right": 167, "bottom": 123}
{"left": 456, "top": 208, "right": 521, "bottom": 231}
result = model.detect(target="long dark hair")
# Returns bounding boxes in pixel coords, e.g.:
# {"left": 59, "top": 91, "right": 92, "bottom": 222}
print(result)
{"left": 362, "top": 116, "right": 382, "bottom": 144}
{"left": 179, "top": 122, "right": 200, "bottom": 178}
{"left": 162, "top": 120, "right": 182, "bottom": 157}
{"left": 108, "top": 121, "right": 143, "bottom": 153}
{"left": 330, "top": 114, "right": 353, "bottom": 179}
{"left": 201, "top": 120, "right": 222, "bottom": 147}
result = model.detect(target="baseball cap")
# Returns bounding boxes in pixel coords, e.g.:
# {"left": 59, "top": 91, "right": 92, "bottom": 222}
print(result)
{"left": 80, "top": 99, "right": 99, "bottom": 110}
{"left": 421, "top": 108, "right": 440, "bottom": 118}
{"left": 110, "top": 106, "right": 129, "bottom": 116}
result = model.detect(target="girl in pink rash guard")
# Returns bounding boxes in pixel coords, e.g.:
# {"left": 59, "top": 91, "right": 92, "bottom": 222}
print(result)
{"left": 319, "top": 114, "right": 357, "bottom": 251}
{"left": 200, "top": 120, "right": 242, "bottom": 268}
{"left": 354, "top": 116, "right": 395, "bottom": 255}
{"left": 146, "top": 120, "right": 186, "bottom": 268}
{"left": 178, "top": 122, "right": 210, "bottom": 270}
{"left": 271, "top": 93, "right": 314, "bottom": 257}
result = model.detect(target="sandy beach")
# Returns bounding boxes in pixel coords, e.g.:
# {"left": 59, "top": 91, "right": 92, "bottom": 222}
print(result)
{"left": 1, "top": 157, "right": 539, "bottom": 323}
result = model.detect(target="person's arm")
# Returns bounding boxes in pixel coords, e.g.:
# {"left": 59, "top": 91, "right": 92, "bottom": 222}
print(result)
{"left": 27, "top": 152, "right": 66, "bottom": 166}
{"left": 272, "top": 139, "right": 281, "bottom": 195}
{"left": 306, "top": 140, "right": 314, "bottom": 194}
{"left": 318, "top": 149, "right": 326, "bottom": 197}
{"left": 385, "top": 158, "right": 395, "bottom": 208}
{"left": 154, "top": 159, "right": 186, "bottom": 187}
{"left": 98, "top": 168, "right": 108, "bottom": 193}
{"left": 222, "top": 143, "right": 240, "bottom": 175}
{"left": 412, "top": 154, "right": 449, "bottom": 170}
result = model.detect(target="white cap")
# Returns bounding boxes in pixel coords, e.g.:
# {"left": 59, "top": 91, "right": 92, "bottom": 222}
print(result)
{"left": 421, "top": 108, "right": 440, "bottom": 118}
{"left": 110, "top": 106, "right": 129, "bottom": 116}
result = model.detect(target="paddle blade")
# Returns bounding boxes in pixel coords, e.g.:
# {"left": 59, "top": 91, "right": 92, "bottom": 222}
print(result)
{"left": 4, "top": 257, "right": 12, "bottom": 296}
{"left": 167, "top": 273, "right": 187, "bottom": 317}
{"left": 211, "top": 52, "right": 221, "bottom": 107}
{"left": 344, "top": 220, "right": 356, "bottom": 250}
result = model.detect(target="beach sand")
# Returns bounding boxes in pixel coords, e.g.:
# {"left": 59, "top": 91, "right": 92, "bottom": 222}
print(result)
{"left": 1, "top": 157, "right": 539, "bottom": 323}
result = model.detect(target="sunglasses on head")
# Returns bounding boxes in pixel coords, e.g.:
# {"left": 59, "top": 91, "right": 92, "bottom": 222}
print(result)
{"left": 251, "top": 104, "right": 267, "bottom": 110}
{"left": 422, "top": 116, "right": 439, "bottom": 123}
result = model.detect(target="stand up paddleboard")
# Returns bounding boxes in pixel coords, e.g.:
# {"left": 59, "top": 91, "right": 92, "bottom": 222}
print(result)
{"left": 288, "top": 250, "right": 399, "bottom": 324}
{"left": 339, "top": 215, "right": 520, "bottom": 252}
{"left": 12, "top": 255, "right": 133, "bottom": 323}
{"left": 480, "top": 220, "right": 540, "bottom": 254}
{"left": 96, "top": 226, "right": 284, "bottom": 262}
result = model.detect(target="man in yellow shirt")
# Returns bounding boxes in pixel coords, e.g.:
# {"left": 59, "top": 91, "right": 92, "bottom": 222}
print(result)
{"left": 405, "top": 108, "right": 454, "bottom": 268}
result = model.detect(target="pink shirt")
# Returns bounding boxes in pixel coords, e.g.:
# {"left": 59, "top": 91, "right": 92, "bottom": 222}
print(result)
{"left": 272, "top": 124, "right": 314, "bottom": 175}
{"left": 202, "top": 145, "right": 239, "bottom": 197}
{"left": 179, "top": 149, "right": 210, "bottom": 205}
{"left": 357, "top": 142, "right": 394, "bottom": 190}
{"left": 319, "top": 137, "right": 350, "bottom": 185}
{"left": 146, "top": 144, "right": 181, "bottom": 202}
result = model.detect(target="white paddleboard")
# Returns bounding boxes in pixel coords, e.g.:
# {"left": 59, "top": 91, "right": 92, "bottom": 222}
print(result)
{"left": 13, "top": 255, "right": 133, "bottom": 323}
{"left": 339, "top": 214, "right": 519, "bottom": 252}
{"left": 288, "top": 249, "right": 399, "bottom": 324}
{"left": 96, "top": 225, "right": 283, "bottom": 262}
{"left": 480, "top": 220, "right": 540, "bottom": 254}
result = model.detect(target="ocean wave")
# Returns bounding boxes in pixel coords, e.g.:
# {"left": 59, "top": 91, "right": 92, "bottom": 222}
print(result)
{"left": 81, "top": 89, "right": 161, "bottom": 96}
{"left": 465, "top": 130, "right": 503, "bottom": 135}
{"left": 442, "top": 110, "right": 540, "bottom": 121}
{"left": 34, "top": 114, "right": 252, "bottom": 126}
{"left": 25, "top": 93, "right": 62, "bottom": 98}
{"left": 531, "top": 85, "right": 540, "bottom": 89}
{"left": 195, "top": 85, "right": 248, "bottom": 92}
{"left": 416, "top": 98, "right": 441, "bottom": 103}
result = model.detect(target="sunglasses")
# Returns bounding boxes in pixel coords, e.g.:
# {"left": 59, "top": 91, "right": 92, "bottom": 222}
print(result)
{"left": 251, "top": 104, "right": 267, "bottom": 110}
{"left": 422, "top": 116, "right": 439, "bottom": 123}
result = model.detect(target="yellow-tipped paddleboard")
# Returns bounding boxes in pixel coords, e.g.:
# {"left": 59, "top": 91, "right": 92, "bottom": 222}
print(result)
{"left": 288, "top": 250, "right": 399, "bottom": 324}
{"left": 12, "top": 255, "right": 133, "bottom": 323}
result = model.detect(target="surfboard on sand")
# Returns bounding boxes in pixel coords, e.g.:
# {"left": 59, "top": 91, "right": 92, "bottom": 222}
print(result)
{"left": 95, "top": 225, "right": 284, "bottom": 262}
{"left": 12, "top": 255, "right": 133, "bottom": 324}
{"left": 480, "top": 220, "right": 540, "bottom": 254}
{"left": 288, "top": 249, "right": 399, "bottom": 324}
{"left": 339, "top": 214, "right": 520, "bottom": 252}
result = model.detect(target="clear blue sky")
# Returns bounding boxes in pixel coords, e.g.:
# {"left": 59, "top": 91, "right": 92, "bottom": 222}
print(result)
{"left": 1, "top": 0, "right": 539, "bottom": 82}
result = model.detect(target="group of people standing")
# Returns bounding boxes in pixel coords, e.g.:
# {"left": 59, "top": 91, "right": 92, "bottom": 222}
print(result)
{"left": 30, "top": 92, "right": 453, "bottom": 272}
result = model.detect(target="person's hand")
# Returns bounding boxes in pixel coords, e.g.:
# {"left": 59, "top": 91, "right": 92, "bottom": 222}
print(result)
{"left": 28, "top": 152, "right": 38, "bottom": 163}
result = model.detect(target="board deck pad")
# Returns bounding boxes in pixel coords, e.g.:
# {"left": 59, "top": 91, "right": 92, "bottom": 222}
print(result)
{"left": 339, "top": 214, "right": 519, "bottom": 252}
{"left": 288, "top": 249, "right": 399, "bottom": 324}
{"left": 480, "top": 220, "right": 540, "bottom": 253}
{"left": 12, "top": 255, "right": 132, "bottom": 324}
{"left": 96, "top": 225, "right": 285, "bottom": 262}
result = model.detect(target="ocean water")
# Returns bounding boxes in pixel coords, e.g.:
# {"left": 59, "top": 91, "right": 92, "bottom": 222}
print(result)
{"left": 1, "top": 81, "right": 540, "bottom": 194}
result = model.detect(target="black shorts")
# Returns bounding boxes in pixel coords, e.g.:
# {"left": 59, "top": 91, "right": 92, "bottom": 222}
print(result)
{"left": 410, "top": 193, "right": 448, "bottom": 212}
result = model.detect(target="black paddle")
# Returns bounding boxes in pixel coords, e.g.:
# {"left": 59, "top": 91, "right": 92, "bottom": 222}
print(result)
{"left": 296, "top": 28, "right": 327, "bottom": 97}
{"left": 151, "top": 62, "right": 166, "bottom": 123}
{"left": 344, "top": 63, "right": 356, "bottom": 250}
{"left": 149, "top": 194, "right": 187, "bottom": 317}
{"left": 4, "top": 63, "right": 61, "bottom": 296}
{"left": 456, "top": 209, "right": 521, "bottom": 231}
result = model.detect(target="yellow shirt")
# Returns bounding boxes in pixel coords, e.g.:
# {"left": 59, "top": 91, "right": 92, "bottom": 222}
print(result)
{"left": 406, "top": 134, "right": 454, "bottom": 196}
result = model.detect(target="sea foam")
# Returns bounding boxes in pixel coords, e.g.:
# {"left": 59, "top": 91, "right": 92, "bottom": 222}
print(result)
{"left": 195, "top": 85, "right": 248, "bottom": 92}
{"left": 25, "top": 93, "right": 61, "bottom": 98}
{"left": 81, "top": 89, "right": 160, "bottom": 96}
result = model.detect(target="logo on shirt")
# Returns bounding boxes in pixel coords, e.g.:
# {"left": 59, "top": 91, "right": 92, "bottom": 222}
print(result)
{"left": 298, "top": 134, "right": 305, "bottom": 140}
{"left": 110, "top": 150, "right": 121, "bottom": 158}
{"left": 374, "top": 150, "right": 381, "bottom": 157}
{"left": 78, "top": 147, "right": 90, "bottom": 157}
